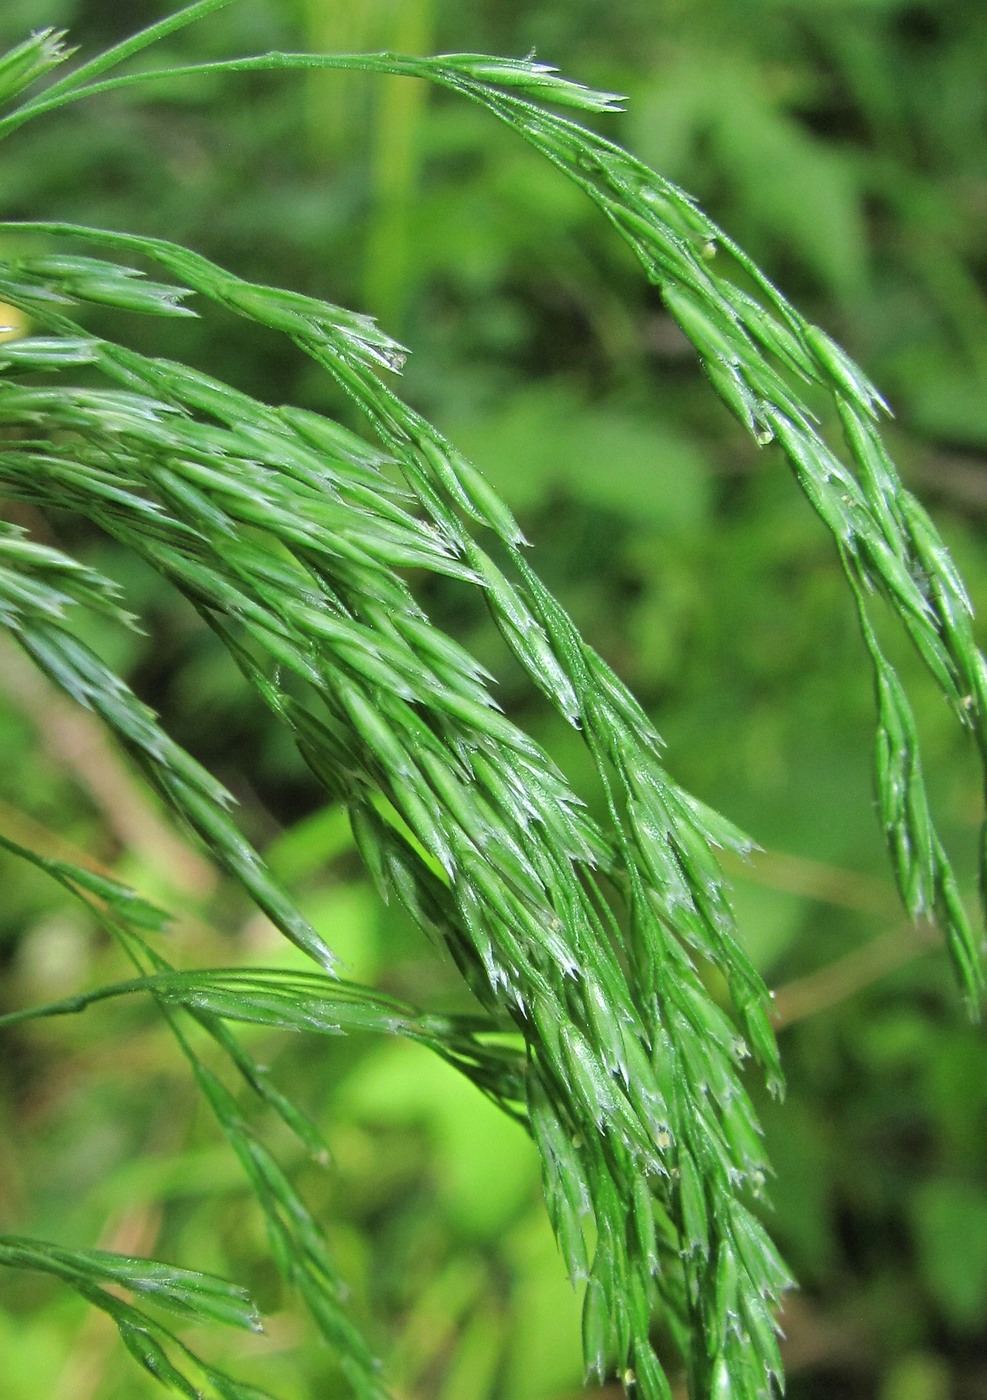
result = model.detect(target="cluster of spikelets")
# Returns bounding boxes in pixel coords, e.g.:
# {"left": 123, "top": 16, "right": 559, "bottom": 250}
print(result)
{"left": 0, "top": 10, "right": 984, "bottom": 1400}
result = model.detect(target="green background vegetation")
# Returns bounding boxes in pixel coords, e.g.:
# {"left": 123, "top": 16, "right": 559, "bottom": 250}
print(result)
{"left": 1, "top": 1, "right": 986, "bottom": 1396}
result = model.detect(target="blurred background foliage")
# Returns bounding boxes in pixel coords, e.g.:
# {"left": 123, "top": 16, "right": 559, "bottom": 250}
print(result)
{"left": 1, "top": 0, "right": 987, "bottom": 1397}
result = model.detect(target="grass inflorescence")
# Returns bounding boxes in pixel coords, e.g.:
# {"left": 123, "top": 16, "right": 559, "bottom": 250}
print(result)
{"left": 0, "top": 7, "right": 984, "bottom": 1399}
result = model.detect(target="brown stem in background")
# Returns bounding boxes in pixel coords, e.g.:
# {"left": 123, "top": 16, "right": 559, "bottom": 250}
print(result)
{"left": 723, "top": 846, "right": 899, "bottom": 918}
{"left": 771, "top": 921, "right": 939, "bottom": 1029}
{"left": 0, "top": 635, "right": 216, "bottom": 897}
{"left": 54, "top": 1205, "right": 166, "bottom": 1400}
{"left": 721, "top": 845, "right": 946, "bottom": 1027}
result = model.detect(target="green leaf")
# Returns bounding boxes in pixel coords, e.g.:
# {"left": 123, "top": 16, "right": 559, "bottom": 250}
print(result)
{"left": 911, "top": 1181, "right": 987, "bottom": 1331}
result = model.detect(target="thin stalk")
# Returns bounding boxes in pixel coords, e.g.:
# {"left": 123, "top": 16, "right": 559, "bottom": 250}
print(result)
{"left": 0, "top": 52, "right": 420, "bottom": 140}
{"left": 3, "top": 0, "right": 243, "bottom": 119}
